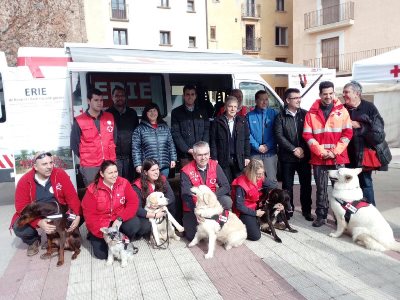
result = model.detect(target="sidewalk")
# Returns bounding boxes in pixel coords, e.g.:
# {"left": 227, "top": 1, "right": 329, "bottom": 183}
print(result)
{"left": 1, "top": 151, "right": 400, "bottom": 300}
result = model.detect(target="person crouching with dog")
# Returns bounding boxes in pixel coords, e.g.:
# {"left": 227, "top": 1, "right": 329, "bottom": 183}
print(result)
{"left": 82, "top": 160, "right": 140, "bottom": 260}
{"left": 11, "top": 151, "right": 82, "bottom": 257}
{"left": 231, "top": 158, "right": 278, "bottom": 241}
{"left": 180, "top": 141, "right": 233, "bottom": 241}
{"left": 132, "top": 158, "right": 176, "bottom": 238}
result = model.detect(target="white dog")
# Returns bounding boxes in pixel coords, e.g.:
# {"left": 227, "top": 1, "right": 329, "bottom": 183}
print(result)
{"left": 145, "top": 191, "right": 184, "bottom": 246}
{"left": 100, "top": 226, "right": 137, "bottom": 267}
{"left": 188, "top": 185, "right": 247, "bottom": 259}
{"left": 329, "top": 168, "right": 400, "bottom": 252}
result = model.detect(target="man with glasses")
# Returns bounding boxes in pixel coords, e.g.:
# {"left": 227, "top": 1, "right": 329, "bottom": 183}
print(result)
{"left": 106, "top": 86, "right": 138, "bottom": 181}
{"left": 180, "top": 141, "right": 232, "bottom": 241}
{"left": 274, "top": 88, "right": 313, "bottom": 222}
{"left": 10, "top": 152, "right": 81, "bottom": 256}
{"left": 70, "top": 88, "right": 117, "bottom": 186}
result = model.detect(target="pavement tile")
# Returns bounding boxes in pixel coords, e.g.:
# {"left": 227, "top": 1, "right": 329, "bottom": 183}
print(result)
{"left": 318, "top": 281, "right": 353, "bottom": 298}
{"left": 14, "top": 291, "right": 43, "bottom": 300}
{"left": 212, "top": 278, "right": 248, "bottom": 300}
{"left": 167, "top": 285, "right": 196, "bottom": 300}
{"left": 92, "top": 288, "right": 117, "bottom": 299}
{"left": 162, "top": 275, "right": 189, "bottom": 289}
{"left": 297, "top": 285, "right": 331, "bottom": 300}
{"left": 285, "top": 273, "right": 316, "bottom": 290}
{"left": 334, "top": 293, "right": 364, "bottom": 300}
{"left": 66, "top": 281, "right": 92, "bottom": 297}
{"left": 275, "top": 290, "right": 306, "bottom": 300}
{"left": 187, "top": 277, "right": 219, "bottom": 297}
{"left": 66, "top": 292, "right": 92, "bottom": 300}
{"left": 158, "top": 265, "right": 184, "bottom": 278}
{"left": 355, "top": 287, "right": 398, "bottom": 299}
{"left": 141, "top": 278, "right": 167, "bottom": 296}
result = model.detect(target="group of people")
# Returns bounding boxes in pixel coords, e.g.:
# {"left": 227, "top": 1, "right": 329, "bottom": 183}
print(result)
{"left": 11, "top": 80, "right": 390, "bottom": 259}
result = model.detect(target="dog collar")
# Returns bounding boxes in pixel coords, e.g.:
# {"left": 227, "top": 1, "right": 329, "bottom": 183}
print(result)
{"left": 335, "top": 198, "right": 369, "bottom": 223}
{"left": 46, "top": 214, "right": 63, "bottom": 219}
{"left": 205, "top": 209, "right": 229, "bottom": 228}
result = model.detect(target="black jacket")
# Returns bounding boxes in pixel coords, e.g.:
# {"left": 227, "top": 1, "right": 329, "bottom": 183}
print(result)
{"left": 345, "top": 100, "right": 391, "bottom": 170}
{"left": 171, "top": 104, "right": 210, "bottom": 159}
{"left": 106, "top": 106, "right": 139, "bottom": 158}
{"left": 210, "top": 115, "right": 250, "bottom": 170}
{"left": 274, "top": 108, "right": 310, "bottom": 163}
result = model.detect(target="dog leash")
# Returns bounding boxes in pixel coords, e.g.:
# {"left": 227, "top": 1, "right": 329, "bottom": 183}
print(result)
{"left": 149, "top": 214, "right": 170, "bottom": 250}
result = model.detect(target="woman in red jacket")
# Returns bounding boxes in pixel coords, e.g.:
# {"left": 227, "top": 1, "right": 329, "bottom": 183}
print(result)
{"left": 231, "top": 158, "right": 277, "bottom": 241}
{"left": 82, "top": 160, "right": 140, "bottom": 259}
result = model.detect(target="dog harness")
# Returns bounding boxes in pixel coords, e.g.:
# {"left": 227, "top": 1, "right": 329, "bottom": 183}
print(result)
{"left": 205, "top": 209, "right": 229, "bottom": 228}
{"left": 334, "top": 198, "right": 370, "bottom": 223}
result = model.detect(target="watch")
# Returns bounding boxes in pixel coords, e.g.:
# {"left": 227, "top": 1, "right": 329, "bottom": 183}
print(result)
{"left": 117, "top": 217, "right": 123, "bottom": 222}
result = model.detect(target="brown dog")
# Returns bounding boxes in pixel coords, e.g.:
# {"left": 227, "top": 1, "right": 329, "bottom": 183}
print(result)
{"left": 257, "top": 188, "right": 297, "bottom": 243}
{"left": 18, "top": 201, "right": 81, "bottom": 266}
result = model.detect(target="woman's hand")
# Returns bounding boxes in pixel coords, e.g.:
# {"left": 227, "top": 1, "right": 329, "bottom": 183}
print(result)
{"left": 66, "top": 215, "right": 80, "bottom": 232}
{"left": 256, "top": 209, "right": 265, "bottom": 217}
{"left": 38, "top": 219, "right": 57, "bottom": 234}
{"left": 112, "top": 219, "right": 122, "bottom": 229}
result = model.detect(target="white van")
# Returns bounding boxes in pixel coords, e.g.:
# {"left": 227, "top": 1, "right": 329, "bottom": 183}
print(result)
{"left": 0, "top": 43, "right": 319, "bottom": 184}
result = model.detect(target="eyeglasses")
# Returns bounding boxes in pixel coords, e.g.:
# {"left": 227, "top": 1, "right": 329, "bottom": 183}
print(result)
{"left": 288, "top": 97, "right": 301, "bottom": 100}
{"left": 34, "top": 152, "right": 52, "bottom": 162}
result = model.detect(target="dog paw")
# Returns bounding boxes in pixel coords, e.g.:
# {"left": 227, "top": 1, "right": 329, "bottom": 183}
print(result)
{"left": 106, "top": 261, "right": 113, "bottom": 266}
{"left": 173, "top": 236, "right": 181, "bottom": 241}
{"left": 329, "top": 232, "right": 339, "bottom": 238}
{"left": 274, "top": 237, "right": 282, "bottom": 243}
{"left": 56, "top": 260, "right": 64, "bottom": 267}
{"left": 289, "top": 229, "right": 298, "bottom": 233}
{"left": 225, "top": 245, "right": 232, "bottom": 251}
{"left": 177, "top": 226, "right": 185, "bottom": 233}
{"left": 204, "top": 253, "right": 214, "bottom": 259}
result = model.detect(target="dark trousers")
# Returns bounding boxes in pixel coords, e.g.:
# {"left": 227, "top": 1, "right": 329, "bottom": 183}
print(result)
{"left": 116, "top": 157, "right": 135, "bottom": 182}
{"left": 13, "top": 219, "right": 40, "bottom": 246}
{"left": 313, "top": 164, "right": 343, "bottom": 219}
{"left": 359, "top": 170, "right": 375, "bottom": 206}
{"left": 281, "top": 161, "right": 312, "bottom": 215}
{"left": 221, "top": 157, "right": 242, "bottom": 184}
{"left": 239, "top": 214, "right": 261, "bottom": 241}
{"left": 88, "top": 216, "right": 141, "bottom": 260}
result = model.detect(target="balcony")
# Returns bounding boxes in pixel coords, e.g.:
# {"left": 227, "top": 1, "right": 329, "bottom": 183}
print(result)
{"left": 303, "top": 46, "right": 399, "bottom": 76}
{"left": 110, "top": 3, "right": 128, "bottom": 21}
{"left": 304, "top": 2, "right": 354, "bottom": 33}
{"left": 242, "top": 37, "right": 261, "bottom": 53}
{"left": 241, "top": 4, "right": 261, "bottom": 20}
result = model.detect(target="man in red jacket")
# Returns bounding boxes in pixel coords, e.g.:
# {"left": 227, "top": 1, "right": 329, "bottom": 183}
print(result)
{"left": 70, "top": 88, "right": 117, "bottom": 187}
{"left": 11, "top": 152, "right": 81, "bottom": 256}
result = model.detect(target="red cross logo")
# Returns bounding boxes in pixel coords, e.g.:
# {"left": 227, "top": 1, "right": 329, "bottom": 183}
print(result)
{"left": 390, "top": 65, "right": 400, "bottom": 78}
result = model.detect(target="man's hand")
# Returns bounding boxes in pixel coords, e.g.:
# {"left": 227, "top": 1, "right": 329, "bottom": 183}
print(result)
{"left": 188, "top": 149, "right": 194, "bottom": 155}
{"left": 38, "top": 219, "right": 56, "bottom": 234}
{"left": 135, "top": 166, "right": 142, "bottom": 173}
{"left": 275, "top": 203, "right": 284, "bottom": 211}
{"left": 327, "top": 151, "right": 336, "bottom": 159}
{"left": 256, "top": 209, "right": 265, "bottom": 217}
{"left": 66, "top": 215, "right": 80, "bottom": 233}
{"left": 170, "top": 161, "right": 176, "bottom": 169}
{"left": 196, "top": 215, "right": 205, "bottom": 223}
{"left": 258, "top": 144, "right": 268, "bottom": 153}
{"left": 293, "top": 147, "right": 304, "bottom": 158}
{"left": 351, "top": 121, "right": 361, "bottom": 129}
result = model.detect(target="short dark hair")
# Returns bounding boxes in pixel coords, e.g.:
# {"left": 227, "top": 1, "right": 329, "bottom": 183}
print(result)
{"left": 112, "top": 85, "right": 125, "bottom": 96}
{"left": 284, "top": 88, "right": 300, "bottom": 100}
{"left": 87, "top": 88, "right": 102, "bottom": 100}
{"left": 183, "top": 84, "right": 197, "bottom": 94}
{"left": 255, "top": 90, "right": 268, "bottom": 101}
{"left": 319, "top": 81, "right": 334, "bottom": 93}
{"left": 141, "top": 102, "right": 163, "bottom": 123}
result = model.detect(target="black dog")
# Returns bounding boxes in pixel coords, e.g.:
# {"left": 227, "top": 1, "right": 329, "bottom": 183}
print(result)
{"left": 257, "top": 188, "right": 297, "bottom": 243}
{"left": 18, "top": 201, "right": 81, "bottom": 266}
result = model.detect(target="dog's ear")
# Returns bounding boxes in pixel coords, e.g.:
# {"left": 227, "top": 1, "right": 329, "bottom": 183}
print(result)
{"left": 354, "top": 168, "right": 362, "bottom": 175}
{"left": 100, "top": 227, "right": 108, "bottom": 234}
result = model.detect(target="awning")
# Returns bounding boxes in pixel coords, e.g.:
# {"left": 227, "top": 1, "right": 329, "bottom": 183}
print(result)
{"left": 66, "top": 44, "right": 319, "bottom": 75}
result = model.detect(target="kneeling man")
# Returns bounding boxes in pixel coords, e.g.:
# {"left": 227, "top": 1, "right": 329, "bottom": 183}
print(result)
{"left": 180, "top": 141, "right": 232, "bottom": 241}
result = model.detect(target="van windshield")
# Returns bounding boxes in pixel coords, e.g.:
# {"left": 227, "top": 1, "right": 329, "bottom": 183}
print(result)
{"left": 239, "top": 81, "right": 282, "bottom": 111}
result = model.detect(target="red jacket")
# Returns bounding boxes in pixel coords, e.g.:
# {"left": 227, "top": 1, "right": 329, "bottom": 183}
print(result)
{"left": 76, "top": 112, "right": 116, "bottom": 167}
{"left": 303, "top": 99, "right": 353, "bottom": 165}
{"left": 82, "top": 176, "right": 139, "bottom": 238}
{"left": 231, "top": 174, "right": 263, "bottom": 216}
{"left": 181, "top": 159, "right": 218, "bottom": 212}
{"left": 10, "top": 168, "right": 81, "bottom": 229}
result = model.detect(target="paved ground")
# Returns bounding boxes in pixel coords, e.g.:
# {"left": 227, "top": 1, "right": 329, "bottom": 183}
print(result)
{"left": 0, "top": 149, "right": 400, "bottom": 300}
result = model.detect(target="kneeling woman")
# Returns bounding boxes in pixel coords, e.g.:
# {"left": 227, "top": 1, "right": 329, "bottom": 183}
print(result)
{"left": 132, "top": 158, "right": 176, "bottom": 238}
{"left": 231, "top": 158, "right": 277, "bottom": 241}
{"left": 82, "top": 160, "right": 140, "bottom": 259}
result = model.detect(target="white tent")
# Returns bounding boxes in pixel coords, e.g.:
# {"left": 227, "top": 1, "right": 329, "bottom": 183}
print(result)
{"left": 352, "top": 48, "right": 400, "bottom": 83}
{"left": 352, "top": 48, "right": 400, "bottom": 147}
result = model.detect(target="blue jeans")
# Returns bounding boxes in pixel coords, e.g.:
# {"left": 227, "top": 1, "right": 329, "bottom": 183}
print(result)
{"left": 359, "top": 171, "right": 375, "bottom": 206}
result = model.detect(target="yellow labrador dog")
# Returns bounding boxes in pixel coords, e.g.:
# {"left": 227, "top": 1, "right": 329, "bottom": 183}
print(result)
{"left": 145, "top": 192, "right": 184, "bottom": 246}
{"left": 188, "top": 185, "right": 247, "bottom": 259}
{"left": 329, "top": 168, "right": 400, "bottom": 252}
